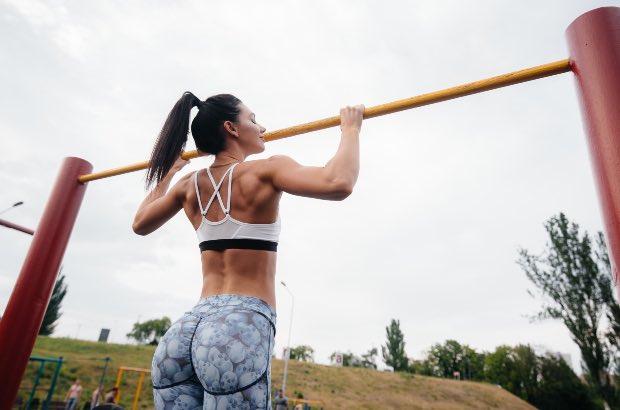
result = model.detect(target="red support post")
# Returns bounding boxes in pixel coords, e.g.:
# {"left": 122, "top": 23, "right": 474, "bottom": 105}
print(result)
{"left": 0, "top": 157, "right": 92, "bottom": 407}
{"left": 566, "top": 7, "right": 620, "bottom": 299}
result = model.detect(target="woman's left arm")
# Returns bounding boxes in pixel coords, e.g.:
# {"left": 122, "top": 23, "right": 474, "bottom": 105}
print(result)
{"left": 133, "top": 157, "right": 189, "bottom": 235}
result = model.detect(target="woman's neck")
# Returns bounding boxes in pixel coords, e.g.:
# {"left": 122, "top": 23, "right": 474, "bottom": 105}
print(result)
{"left": 212, "top": 150, "right": 245, "bottom": 167}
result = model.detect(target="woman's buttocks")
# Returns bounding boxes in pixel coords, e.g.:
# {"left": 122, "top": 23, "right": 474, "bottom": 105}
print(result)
{"left": 152, "top": 294, "right": 276, "bottom": 394}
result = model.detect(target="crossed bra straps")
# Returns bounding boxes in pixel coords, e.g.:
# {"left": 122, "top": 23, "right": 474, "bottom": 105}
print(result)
{"left": 194, "top": 163, "right": 281, "bottom": 252}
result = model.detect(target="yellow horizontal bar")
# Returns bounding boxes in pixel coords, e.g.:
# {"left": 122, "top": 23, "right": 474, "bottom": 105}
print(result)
{"left": 118, "top": 366, "right": 151, "bottom": 373}
{"left": 78, "top": 59, "right": 570, "bottom": 183}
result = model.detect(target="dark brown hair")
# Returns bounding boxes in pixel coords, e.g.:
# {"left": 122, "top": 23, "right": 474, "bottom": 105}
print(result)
{"left": 145, "top": 92, "right": 242, "bottom": 188}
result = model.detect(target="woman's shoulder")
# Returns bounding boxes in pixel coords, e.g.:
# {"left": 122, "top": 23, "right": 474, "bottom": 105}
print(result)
{"left": 250, "top": 155, "right": 298, "bottom": 169}
{"left": 246, "top": 155, "right": 292, "bottom": 165}
{"left": 175, "top": 170, "right": 196, "bottom": 186}
{"left": 242, "top": 156, "right": 296, "bottom": 177}
{"left": 168, "top": 170, "right": 197, "bottom": 198}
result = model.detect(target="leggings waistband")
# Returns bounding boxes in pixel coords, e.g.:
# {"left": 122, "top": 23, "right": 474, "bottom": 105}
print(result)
{"left": 191, "top": 294, "right": 277, "bottom": 324}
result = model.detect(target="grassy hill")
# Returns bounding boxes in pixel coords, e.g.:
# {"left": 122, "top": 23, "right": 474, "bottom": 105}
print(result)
{"left": 19, "top": 336, "right": 536, "bottom": 410}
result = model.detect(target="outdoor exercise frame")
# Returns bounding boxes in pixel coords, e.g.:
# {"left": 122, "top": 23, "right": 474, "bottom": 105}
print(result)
{"left": 114, "top": 366, "right": 151, "bottom": 410}
{"left": 21, "top": 356, "right": 63, "bottom": 410}
{"left": 0, "top": 7, "right": 618, "bottom": 407}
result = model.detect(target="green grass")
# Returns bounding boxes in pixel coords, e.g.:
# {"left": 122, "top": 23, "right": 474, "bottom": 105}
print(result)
{"left": 21, "top": 336, "right": 536, "bottom": 410}
{"left": 22, "top": 337, "right": 154, "bottom": 409}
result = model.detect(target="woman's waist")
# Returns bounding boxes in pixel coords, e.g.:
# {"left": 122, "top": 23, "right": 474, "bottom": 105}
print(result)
{"left": 200, "top": 278, "right": 276, "bottom": 309}
{"left": 200, "top": 262, "right": 276, "bottom": 307}
{"left": 190, "top": 293, "right": 277, "bottom": 324}
{"left": 201, "top": 249, "right": 277, "bottom": 274}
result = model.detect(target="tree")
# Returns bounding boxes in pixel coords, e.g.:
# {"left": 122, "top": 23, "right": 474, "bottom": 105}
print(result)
{"left": 408, "top": 359, "right": 427, "bottom": 375}
{"left": 518, "top": 213, "right": 619, "bottom": 408}
{"left": 484, "top": 345, "right": 543, "bottom": 403}
{"left": 484, "top": 345, "right": 517, "bottom": 389}
{"left": 485, "top": 344, "right": 600, "bottom": 410}
{"left": 382, "top": 319, "right": 408, "bottom": 371}
{"left": 361, "top": 347, "right": 378, "bottom": 369}
{"left": 425, "top": 340, "right": 486, "bottom": 380}
{"left": 534, "top": 353, "right": 599, "bottom": 410}
{"left": 596, "top": 231, "right": 620, "bottom": 377}
{"left": 462, "top": 345, "right": 486, "bottom": 381}
{"left": 126, "top": 317, "right": 171, "bottom": 345}
{"left": 427, "top": 340, "right": 464, "bottom": 378}
{"left": 511, "top": 345, "right": 540, "bottom": 402}
{"left": 39, "top": 272, "right": 68, "bottom": 336}
{"left": 289, "top": 345, "right": 314, "bottom": 362}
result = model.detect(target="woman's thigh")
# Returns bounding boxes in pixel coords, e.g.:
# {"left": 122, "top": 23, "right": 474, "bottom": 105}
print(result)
{"left": 153, "top": 381, "right": 203, "bottom": 410}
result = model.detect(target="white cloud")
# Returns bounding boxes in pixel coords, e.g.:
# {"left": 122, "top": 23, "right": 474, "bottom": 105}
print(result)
{"left": 4, "top": 0, "right": 92, "bottom": 61}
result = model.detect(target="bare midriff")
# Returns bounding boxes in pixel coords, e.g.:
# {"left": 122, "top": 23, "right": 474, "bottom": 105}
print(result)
{"left": 200, "top": 249, "right": 277, "bottom": 309}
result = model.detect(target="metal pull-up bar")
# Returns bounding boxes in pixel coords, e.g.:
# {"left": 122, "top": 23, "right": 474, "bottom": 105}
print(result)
{"left": 78, "top": 59, "right": 571, "bottom": 183}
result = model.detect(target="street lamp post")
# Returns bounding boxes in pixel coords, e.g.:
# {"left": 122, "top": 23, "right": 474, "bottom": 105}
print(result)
{"left": 0, "top": 201, "right": 34, "bottom": 235}
{"left": 280, "top": 281, "right": 294, "bottom": 394}
{"left": 0, "top": 201, "right": 24, "bottom": 216}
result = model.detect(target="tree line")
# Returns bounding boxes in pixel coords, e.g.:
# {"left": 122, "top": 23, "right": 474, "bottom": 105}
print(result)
{"left": 411, "top": 339, "right": 596, "bottom": 409}
{"left": 287, "top": 214, "right": 620, "bottom": 410}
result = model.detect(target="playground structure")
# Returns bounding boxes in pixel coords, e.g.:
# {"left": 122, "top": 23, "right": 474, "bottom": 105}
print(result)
{"left": 90, "top": 357, "right": 112, "bottom": 408}
{"left": 0, "top": 6, "right": 618, "bottom": 407}
{"left": 16, "top": 356, "right": 110, "bottom": 410}
{"left": 17, "top": 356, "right": 63, "bottom": 410}
{"left": 113, "top": 367, "right": 151, "bottom": 410}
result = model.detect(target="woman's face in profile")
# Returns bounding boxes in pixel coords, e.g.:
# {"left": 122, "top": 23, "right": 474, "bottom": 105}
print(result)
{"left": 232, "top": 103, "right": 266, "bottom": 155}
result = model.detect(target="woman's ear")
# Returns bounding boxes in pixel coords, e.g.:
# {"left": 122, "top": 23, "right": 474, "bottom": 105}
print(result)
{"left": 223, "top": 120, "right": 239, "bottom": 138}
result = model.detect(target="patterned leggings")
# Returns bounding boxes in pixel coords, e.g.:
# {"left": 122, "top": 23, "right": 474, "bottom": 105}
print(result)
{"left": 151, "top": 294, "right": 276, "bottom": 410}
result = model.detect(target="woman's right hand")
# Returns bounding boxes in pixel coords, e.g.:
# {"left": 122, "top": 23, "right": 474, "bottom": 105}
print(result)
{"left": 340, "top": 105, "right": 365, "bottom": 134}
{"left": 170, "top": 155, "right": 190, "bottom": 174}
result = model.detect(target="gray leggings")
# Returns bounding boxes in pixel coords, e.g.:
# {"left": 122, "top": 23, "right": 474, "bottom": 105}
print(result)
{"left": 151, "top": 294, "right": 276, "bottom": 410}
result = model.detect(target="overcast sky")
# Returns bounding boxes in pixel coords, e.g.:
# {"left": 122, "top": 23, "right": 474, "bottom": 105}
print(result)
{"left": 1, "top": 0, "right": 618, "bottom": 373}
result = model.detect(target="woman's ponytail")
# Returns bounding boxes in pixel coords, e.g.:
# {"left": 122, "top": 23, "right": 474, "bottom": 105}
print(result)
{"left": 145, "top": 92, "right": 201, "bottom": 188}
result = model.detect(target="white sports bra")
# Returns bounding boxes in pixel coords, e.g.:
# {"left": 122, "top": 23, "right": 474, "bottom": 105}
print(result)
{"left": 194, "top": 163, "right": 281, "bottom": 252}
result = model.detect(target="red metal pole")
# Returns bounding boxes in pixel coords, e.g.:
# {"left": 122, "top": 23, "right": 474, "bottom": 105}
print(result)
{"left": 0, "top": 218, "right": 34, "bottom": 235}
{"left": 0, "top": 157, "right": 92, "bottom": 407}
{"left": 566, "top": 7, "right": 620, "bottom": 299}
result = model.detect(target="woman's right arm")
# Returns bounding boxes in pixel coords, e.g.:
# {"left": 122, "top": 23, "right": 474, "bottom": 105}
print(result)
{"left": 132, "top": 157, "right": 190, "bottom": 235}
{"left": 266, "top": 105, "right": 364, "bottom": 200}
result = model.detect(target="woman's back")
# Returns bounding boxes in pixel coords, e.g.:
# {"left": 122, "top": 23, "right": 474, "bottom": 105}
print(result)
{"left": 186, "top": 160, "right": 281, "bottom": 229}
{"left": 180, "top": 159, "right": 283, "bottom": 306}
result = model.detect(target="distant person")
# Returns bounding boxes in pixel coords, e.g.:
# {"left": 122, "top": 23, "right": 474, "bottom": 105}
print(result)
{"left": 90, "top": 385, "right": 104, "bottom": 408}
{"left": 274, "top": 389, "right": 288, "bottom": 410}
{"left": 64, "top": 379, "right": 83, "bottom": 410}
{"left": 104, "top": 387, "right": 118, "bottom": 404}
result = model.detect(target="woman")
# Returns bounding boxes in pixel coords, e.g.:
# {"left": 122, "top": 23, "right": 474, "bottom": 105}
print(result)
{"left": 133, "top": 92, "right": 363, "bottom": 410}
{"left": 103, "top": 387, "right": 118, "bottom": 404}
